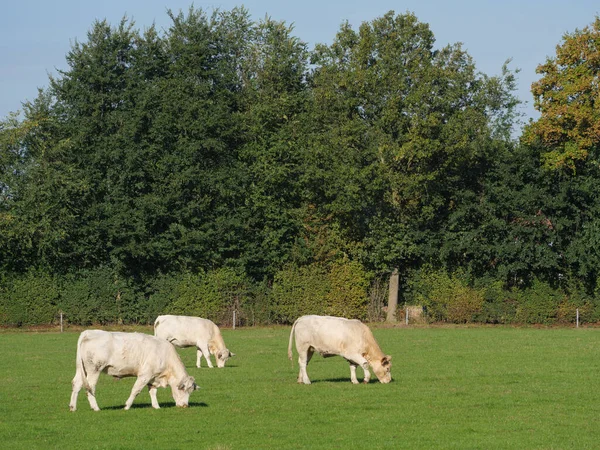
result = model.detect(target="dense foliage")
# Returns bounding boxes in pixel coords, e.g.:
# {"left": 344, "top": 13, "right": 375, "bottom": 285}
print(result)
{"left": 525, "top": 17, "right": 600, "bottom": 170}
{"left": 2, "top": 8, "right": 600, "bottom": 325}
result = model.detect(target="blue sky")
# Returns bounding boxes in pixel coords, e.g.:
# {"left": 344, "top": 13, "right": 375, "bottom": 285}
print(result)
{"left": 2, "top": 0, "right": 599, "bottom": 130}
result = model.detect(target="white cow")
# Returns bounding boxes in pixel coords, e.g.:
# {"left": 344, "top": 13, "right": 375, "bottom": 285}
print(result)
{"left": 288, "top": 315, "right": 392, "bottom": 385}
{"left": 154, "top": 315, "right": 234, "bottom": 368}
{"left": 69, "top": 330, "right": 199, "bottom": 411}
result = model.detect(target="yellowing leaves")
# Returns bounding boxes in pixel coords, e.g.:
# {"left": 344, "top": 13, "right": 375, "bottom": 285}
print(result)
{"left": 526, "top": 17, "right": 600, "bottom": 170}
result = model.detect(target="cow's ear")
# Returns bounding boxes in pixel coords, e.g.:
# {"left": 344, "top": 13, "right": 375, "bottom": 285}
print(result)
{"left": 179, "top": 376, "right": 196, "bottom": 391}
{"left": 362, "top": 352, "right": 370, "bottom": 362}
{"left": 382, "top": 355, "right": 392, "bottom": 366}
{"left": 229, "top": 351, "right": 236, "bottom": 357}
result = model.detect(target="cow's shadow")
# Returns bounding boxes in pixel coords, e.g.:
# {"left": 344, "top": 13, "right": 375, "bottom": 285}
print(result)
{"left": 186, "top": 364, "right": 238, "bottom": 369}
{"left": 103, "top": 401, "right": 208, "bottom": 410}
{"left": 308, "top": 377, "right": 352, "bottom": 384}
{"left": 309, "top": 378, "right": 393, "bottom": 384}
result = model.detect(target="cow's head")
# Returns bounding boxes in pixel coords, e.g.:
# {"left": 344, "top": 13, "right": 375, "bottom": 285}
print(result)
{"left": 172, "top": 376, "right": 200, "bottom": 407}
{"left": 216, "top": 349, "right": 235, "bottom": 368}
{"left": 367, "top": 354, "right": 392, "bottom": 384}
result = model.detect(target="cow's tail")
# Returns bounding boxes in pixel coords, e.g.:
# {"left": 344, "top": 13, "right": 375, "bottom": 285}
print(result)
{"left": 288, "top": 318, "right": 299, "bottom": 361}
{"left": 74, "top": 331, "right": 90, "bottom": 391}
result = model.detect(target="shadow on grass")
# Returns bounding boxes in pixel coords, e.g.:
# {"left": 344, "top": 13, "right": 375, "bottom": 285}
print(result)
{"left": 309, "top": 378, "right": 394, "bottom": 384}
{"left": 102, "top": 401, "right": 208, "bottom": 410}
{"left": 185, "top": 364, "right": 239, "bottom": 369}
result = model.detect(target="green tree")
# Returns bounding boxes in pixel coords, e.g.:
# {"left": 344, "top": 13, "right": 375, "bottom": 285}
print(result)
{"left": 438, "top": 142, "right": 563, "bottom": 286}
{"left": 236, "top": 16, "right": 310, "bottom": 278}
{"left": 0, "top": 93, "right": 88, "bottom": 273}
{"left": 46, "top": 9, "right": 256, "bottom": 278}
{"left": 305, "top": 11, "right": 520, "bottom": 274}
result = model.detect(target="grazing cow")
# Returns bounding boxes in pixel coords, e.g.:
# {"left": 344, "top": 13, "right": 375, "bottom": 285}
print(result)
{"left": 154, "top": 315, "right": 234, "bottom": 368}
{"left": 288, "top": 315, "right": 392, "bottom": 385}
{"left": 69, "top": 330, "right": 199, "bottom": 411}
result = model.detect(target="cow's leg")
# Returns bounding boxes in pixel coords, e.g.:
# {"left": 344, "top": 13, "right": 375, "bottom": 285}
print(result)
{"left": 196, "top": 347, "right": 202, "bottom": 368}
{"left": 349, "top": 363, "right": 360, "bottom": 384}
{"left": 198, "top": 343, "right": 214, "bottom": 368}
{"left": 361, "top": 362, "right": 371, "bottom": 384}
{"left": 348, "top": 354, "right": 371, "bottom": 384}
{"left": 124, "top": 376, "right": 151, "bottom": 410}
{"left": 148, "top": 385, "right": 160, "bottom": 409}
{"left": 297, "top": 346, "right": 313, "bottom": 385}
{"left": 69, "top": 373, "right": 83, "bottom": 411}
{"left": 84, "top": 370, "right": 102, "bottom": 411}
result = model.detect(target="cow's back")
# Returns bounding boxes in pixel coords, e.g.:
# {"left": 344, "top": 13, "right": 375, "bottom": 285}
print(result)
{"left": 78, "top": 330, "right": 117, "bottom": 365}
{"left": 294, "top": 315, "right": 369, "bottom": 354}
{"left": 155, "top": 315, "right": 216, "bottom": 346}
{"left": 80, "top": 330, "right": 178, "bottom": 376}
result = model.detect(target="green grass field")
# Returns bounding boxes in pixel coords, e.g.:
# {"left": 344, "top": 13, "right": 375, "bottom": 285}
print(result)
{"left": 1, "top": 326, "right": 599, "bottom": 449}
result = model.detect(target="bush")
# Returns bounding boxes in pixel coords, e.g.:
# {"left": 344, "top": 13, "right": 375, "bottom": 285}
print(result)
{"left": 407, "top": 268, "right": 484, "bottom": 323}
{"left": 242, "top": 280, "right": 275, "bottom": 326}
{"left": 271, "top": 259, "right": 371, "bottom": 323}
{"left": 8, "top": 263, "right": 600, "bottom": 327}
{"left": 475, "top": 281, "right": 518, "bottom": 324}
{"left": 446, "top": 284, "right": 485, "bottom": 323}
{"left": 554, "top": 281, "right": 598, "bottom": 325}
{"left": 272, "top": 264, "right": 329, "bottom": 323}
{"left": 0, "top": 270, "right": 60, "bottom": 326}
{"left": 164, "top": 268, "right": 250, "bottom": 326}
{"left": 367, "top": 276, "right": 388, "bottom": 323}
{"left": 60, "top": 267, "right": 141, "bottom": 325}
{"left": 145, "top": 274, "right": 181, "bottom": 323}
{"left": 515, "top": 279, "right": 562, "bottom": 325}
{"left": 326, "top": 259, "right": 370, "bottom": 320}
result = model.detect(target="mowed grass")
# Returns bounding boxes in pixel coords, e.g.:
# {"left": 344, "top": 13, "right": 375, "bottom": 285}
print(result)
{"left": 1, "top": 326, "right": 600, "bottom": 449}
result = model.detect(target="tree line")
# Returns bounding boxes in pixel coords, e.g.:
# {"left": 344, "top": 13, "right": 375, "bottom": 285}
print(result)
{"left": 2, "top": 8, "right": 600, "bottom": 326}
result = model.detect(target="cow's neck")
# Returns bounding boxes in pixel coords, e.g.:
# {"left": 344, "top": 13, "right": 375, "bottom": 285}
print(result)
{"left": 362, "top": 336, "right": 385, "bottom": 362}
{"left": 166, "top": 365, "right": 187, "bottom": 386}
{"left": 209, "top": 334, "right": 225, "bottom": 352}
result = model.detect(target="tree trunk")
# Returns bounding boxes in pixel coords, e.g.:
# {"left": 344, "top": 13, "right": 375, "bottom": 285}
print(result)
{"left": 386, "top": 268, "right": 399, "bottom": 322}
